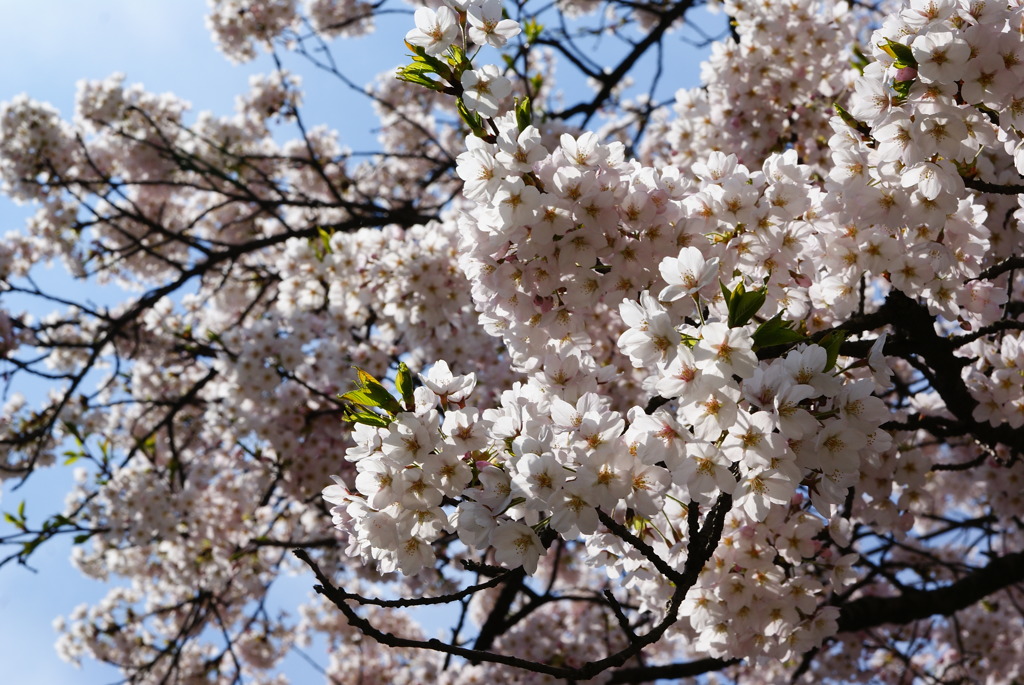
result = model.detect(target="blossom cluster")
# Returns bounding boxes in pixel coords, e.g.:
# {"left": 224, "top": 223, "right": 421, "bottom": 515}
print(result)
{"left": 642, "top": 0, "right": 862, "bottom": 172}
{"left": 819, "top": 0, "right": 1023, "bottom": 324}
{"left": 326, "top": 323, "right": 889, "bottom": 659}
{"left": 314, "top": 0, "right": 1024, "bottom": 674}
{"left": 205, "top": 0, "right": 376, "bottom": 63}
{"left": 4, "top": 0, "right": 1024, "bottom": 681}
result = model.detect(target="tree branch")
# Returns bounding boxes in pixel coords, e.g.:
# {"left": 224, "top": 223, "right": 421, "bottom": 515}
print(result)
{"left": 836, "top": 549, "right": 1024, "bottom": 633}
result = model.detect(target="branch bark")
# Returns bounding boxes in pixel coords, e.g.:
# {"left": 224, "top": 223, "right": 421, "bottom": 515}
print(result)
{"left": 603, "top": 548, "right": 1024, "bottom": 683}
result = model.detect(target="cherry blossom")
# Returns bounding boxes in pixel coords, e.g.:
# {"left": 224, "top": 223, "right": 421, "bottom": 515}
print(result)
{"left": 466, "top": 0, "right": 521, "bottom": 48}
{"left": 460, "top": 65, "right": 512, "bottom": 118}
{"left": 4, "top": 0, "right": 1024, "bottom": 682}
{"left": 405, "top": 6, "right": 459, "bottom": 56}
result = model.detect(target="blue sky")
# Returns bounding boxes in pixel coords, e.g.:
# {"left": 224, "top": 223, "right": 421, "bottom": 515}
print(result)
{"left": 0, "top": 2, "right": 722, "bottom": 682}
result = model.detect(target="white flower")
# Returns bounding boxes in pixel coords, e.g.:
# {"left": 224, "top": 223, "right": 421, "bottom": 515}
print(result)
{"left": 658, "top": 246, "right": 719, "bottom": 302}
{"left": 559, "top": 131, "right": 603, "bottom": 167}
{"left": 732, "top": 463, "right": 799, "bottom": 521}
{"left": 867, "top": 333, "right": 893, "bottom": 391}
{"left": 655, "top": 345, "right": 719, "bottom": 403}
{"left": 574, "top": 452, "right": 632, "bottom": 509}
{"left": 813, "top": 422, "right": 867, "bottom": 475}
{"left": 453, "top": 501, "right": 497, "bottom": 548}
{"left": 398, "top": 467, "right": 444, "bottom": 509}
{"left": 492, "top": 176, "right": 541, "bottom": 227}
{"left": 721, "top": 409, "right": 777, "bottom": 467}
{"left": 405, "top": 6, "right": 459, "bottom": 56}
{"left": 672, "top": 441, "right": 736, "bottom": 505}
{"left": 396, "top": 535, "right": 435, "bottom": 575}
{"left": 419, "top": 360, "right": 476, "bottom": 404}
{"left": 625, "top": 462, "right": 670, "bottom": 517}
{"left": 472, "top": 463, "right": 513, "bottom": 510}
{"left": 353, "top": 503, "right": 400, "bottom": 556}
{"left": 900, "top": 160, "right": 962, "bottom": 201}
{"left": 466, "top": 0, "right": 521, "bottom": 48}
{"left": 381, "top": 412, "right": 440, "bottom": 465}
{"left": 422, "top": 448, "right": 473, "bottom": 496}
{"left": 549, "top": 481, "right": 599, "bottom": 536}
{"left": 512, "top": 451, "right": 565, "bottom": 505}
{"left": 911, "top": 31, "right": 969, "bottom": 84}
{"left": 321, "top": 474, "right": 351, "bottom": 507}
{"left": 442, "top": 407, "right": 489, "bottom": 453}
{"left": 354, "top": 457, "right": 400, "bottom": 509}
{"left": 456, "top": 145, "right": 506, "bottom": 201}
{"left": 693, "top": 151, "right": 742, "bottom": 183}
{"left": 461, "top": 65, "right": 512, "bottom": 118}
{"left": 493, "top": 520, "right": 543, "bottom": 574}
{"left": 830, "top": 553, "right": 861, "bottom": 592}
{"left": 494, "top": 124, "right": 546, "bottom": 173}
{"left": 617, "top": 291, "right": 679, "bottom": 368}
{"left": 692, "top": 322, "right": 757, "bottom": 379}
{"left": 834, "top": 381, "right": 888, "bottom": 431}
{"left": 901, "top": 0, "right": 957, "bottom": 28}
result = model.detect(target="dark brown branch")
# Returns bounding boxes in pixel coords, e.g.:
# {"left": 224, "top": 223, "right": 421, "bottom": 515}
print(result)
{"left": 963, "top": 176, "right": 1024, "bottom": 195}
{"left": 837, "top": 549, "right": 1024, "bottom": 632}
{"left": 950, "top": 319, "right": 1024, "bottom": 346}
{"left": 971, "top": 255, "right": 1024, "bottom": 282}
{"left": 608, "top": 657, "right": 740, "bottom": 683}
{"left": 471, "top": 567, "right": 527, "bottom": 653}
{"left": 294, "top": 548, "right": 683, "bottom": 680}
{"left": 597, "top": 509, "right": 685, "bottom": 585}
{"left": 294, "top": 495, "right": 733, "bottom": 682}
{"left": 874, "top": 291, "right": 1023, "bottom": 456}
{"left": 606, "top": 548, "right": 1024, "bottom": 683}
{"left": 553, "top": 0, "right": 697, "bottom": 126}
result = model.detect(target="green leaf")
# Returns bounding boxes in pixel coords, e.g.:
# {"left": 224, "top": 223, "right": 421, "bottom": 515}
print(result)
{"left": 456, "top": 98, "right": 487, "bottom": 138}
{"left": 818, "top": 331, "right": 848, "bottom": 372}
{"left": 878, "top": 38, "right": 917, "bottom": 69}
{"left": 720, "top": 280, "right": 734, "bottom": 308}
{"left": 62, "top": 421, "right": 85, "bottom": 446}
{"left": 446, "top": 44, "right": 468, "bottom": 75}
{"left": 396, "top": 362, "right": 415, "bottom": 411}
{"left": 346, "top": 410, "right": 391, "bottom": 428}
{"left": 344, "top": 367, "right": 403, "bottom": 415}
{"left": 318, "top": 227, "right": 333, "bottom": 256}
{"left": 45, "top": 514, "right": 72, "bottom": 530}
{"left": 679, "top": 333, "right": 700, "bottom": 348}
{"left": 515, "top": 96, "right": 532, "bottom": 132}
{"left": 833, "top": 102, "right": 871, "bottom": 138}
{"left": 523, "top": 17, "right": 543, "bottom": 43}
{"left": 340, "top": 389, "right": 382, "bottom": 407}
{"left": 892, "top": 77, "right": 913, "bottom": 99}
{"left": 399, "top": 61, "right": 439, "bottom": 77}
{"left": 396, "top": 65, "right": 443, "bottom": 91}
{"left": 752, "top": 312, "right": 808, "bottom": 350}
{"left": 850, "top": 44, "right": 870, "bottom": 75}
{"left": 722, "top": 281, "right": 767, "bottom": 328}
{"left": 73, "top": 533, "right": 93, "bottom": 544}
{"left": 447, "top": 43, "right": 464, "bottom": 64}
{"left": 733, "top": 292, "right": 766, "bottom": 328}
{"left": 404, "top": 42, "right": 453, "bottom": 81}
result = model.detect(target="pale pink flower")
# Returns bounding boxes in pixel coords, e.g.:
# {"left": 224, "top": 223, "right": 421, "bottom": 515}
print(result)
{"left": 405, "top": 6, "right": 459, "bottom": 56}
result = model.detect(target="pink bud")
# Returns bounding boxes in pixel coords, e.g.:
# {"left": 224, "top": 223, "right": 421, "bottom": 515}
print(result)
{"left": 894, "top": 66, "right": 917, "bottom": 82}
